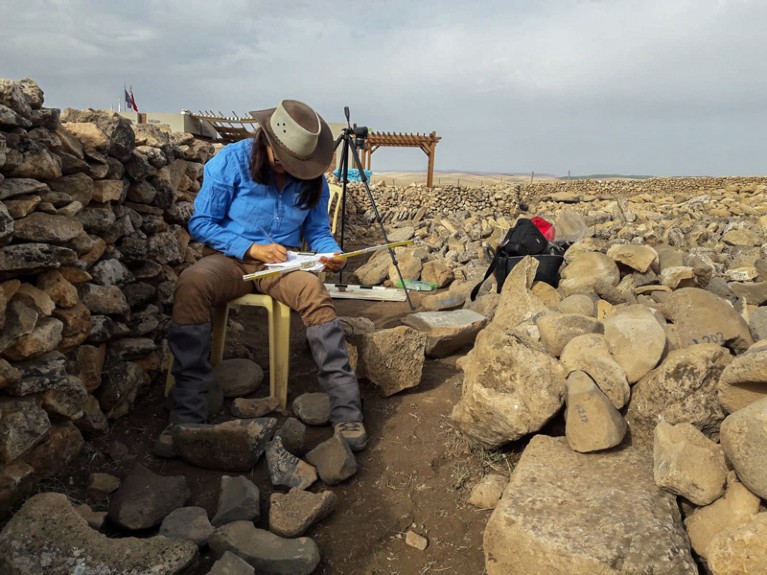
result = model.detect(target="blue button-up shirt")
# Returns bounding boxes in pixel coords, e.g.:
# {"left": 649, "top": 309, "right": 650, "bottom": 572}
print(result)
{"left": 189, "top": 139, "right": 341, "bottom": 260}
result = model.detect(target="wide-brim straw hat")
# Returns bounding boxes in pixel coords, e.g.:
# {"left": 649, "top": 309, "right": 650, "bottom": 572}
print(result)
{"left": 250, "top": 99, "right": 334, "bottom": 180}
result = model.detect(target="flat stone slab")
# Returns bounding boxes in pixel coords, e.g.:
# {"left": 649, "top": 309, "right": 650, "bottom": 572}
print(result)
{"left": 484, "top": 435, "right": 697, "bottom": 575}
{"left": 401, "top": 309, "right": 487, "bottom": 357}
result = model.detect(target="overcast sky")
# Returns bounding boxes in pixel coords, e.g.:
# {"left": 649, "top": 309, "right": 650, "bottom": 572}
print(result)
{"left": 2, "top": 0, "right": 766, "bottom": 177}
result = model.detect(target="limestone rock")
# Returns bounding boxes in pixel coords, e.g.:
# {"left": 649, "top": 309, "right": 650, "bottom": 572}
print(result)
{"left": 627, "top": 344, "right": 732, "bottom": 440}
{"left": 684, "top": 472, "right": 761, "bottom": 560}
{"left": 467, "top": 473, "right": 508, "bottom": 510}
{"left": 401, "top": 309, "right": 487, "bottom": 358}
{"left": 719, "top": 396, "right": 767, "bottom": 499}
{"left": 559, "top": 251, "right": 620, "bottom": 293}
{"left": 602, "top": 304, "right": 667, "bottom": 384}
{"left": 607, "top": 244, "right": 658, "bottom": 273}
{"left": 558, "top": 293, "right": 596, "bottom": 316}
{"left": 351, "top": 326, "right": 426, "bottom": 397}
{"left": 491, "top": 256, "right": 549, "bottom": 331}
{"left": 536, "top": 313, "right": 603, "bottom": 357}
{"left": 564, "top": 371, "right": 627, "bottom": 453}
{"left": 484, "top": 436, "right": 696, "bottom": 575}
{"left": 451, "top": 328, "right": 567, "bottom": 448}
{"left": 717, "top": 338, "right": 767, "bottom": 412}
{"left": 653, "top": 421, "right": 727, "bottom": 505}
{"left": 707, "top": 513, "right": 767, "bottom": 575}
{"left": 559, "top": 334, "right": 630, "bottom": 409}
{"left": 666, "top": 287, "right": 753, "bottom": 353}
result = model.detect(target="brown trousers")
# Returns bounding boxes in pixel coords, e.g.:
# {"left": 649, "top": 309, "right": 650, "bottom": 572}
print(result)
{"left": 173, "top": 251, "right": 337, "bottom": 327}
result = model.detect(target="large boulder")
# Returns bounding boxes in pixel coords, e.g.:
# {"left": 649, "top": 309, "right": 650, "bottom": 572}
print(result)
{"left": 665, "top": 287, "right": 753, "bottom": 353}
{"left": 719, "top": 396, "right": 767, "bottom": 499}
{"left": 627, "top": 344, "right": 732, "bottom": 440}
{"left": 602, "top": 304, "right": 667, "bottom": 383}
{"left": 451, "top": 327, "right": 567, "bottom": 448}
{"left": 484, "top": 436, "right": 696, "bottom": 575}
{"left": 717, "top": 338, "right": 767, "bottom": 413}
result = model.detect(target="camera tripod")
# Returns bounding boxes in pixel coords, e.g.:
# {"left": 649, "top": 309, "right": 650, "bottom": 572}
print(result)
{"left": 333, "top": 106, "right": 414, "bottom": 310}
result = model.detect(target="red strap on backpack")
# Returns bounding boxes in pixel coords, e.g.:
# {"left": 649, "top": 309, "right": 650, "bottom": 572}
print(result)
{"left": 530, "top": 216, "right": 555, "bottom": 241}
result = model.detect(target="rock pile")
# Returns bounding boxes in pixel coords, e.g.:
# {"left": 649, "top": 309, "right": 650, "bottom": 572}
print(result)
{"left": 414, "top": 193, "right": 764, "bottom": 573}
{"left": 337, "top": 174, "right": 767, "bottom": 574}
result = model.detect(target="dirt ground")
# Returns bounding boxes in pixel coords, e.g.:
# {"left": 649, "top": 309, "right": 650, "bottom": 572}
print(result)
{"left": 52, "top": 287, "right": 517, "bottom": 575}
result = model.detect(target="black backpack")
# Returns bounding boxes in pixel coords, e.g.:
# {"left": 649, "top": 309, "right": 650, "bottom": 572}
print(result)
{"left": 470, "top": 218, "right": 554, "bottom": 301}
{"left": 497, "top": 218, "right": 549, "bottom": 258}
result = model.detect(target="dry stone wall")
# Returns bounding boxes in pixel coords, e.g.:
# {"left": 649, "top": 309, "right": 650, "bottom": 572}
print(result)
{"left": 346, "top": 176, "right": 767, "bottom": 224}
{"left": 0, "top": 78, "right": 218, "bottom": 515}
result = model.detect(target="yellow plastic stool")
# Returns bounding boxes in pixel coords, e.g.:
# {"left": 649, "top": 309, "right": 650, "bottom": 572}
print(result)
{"left": 327, "top": 183, "right": 343, "bottom": 236}
{"left": 164, "top": 294, "right": 292, "bottom": 410}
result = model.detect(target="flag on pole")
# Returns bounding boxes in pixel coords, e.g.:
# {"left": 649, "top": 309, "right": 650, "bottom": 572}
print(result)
{"left": 129, "top": 86, "right": 138, "bottom": 112}
{"left": 123, "top": 85, "right": 132, "bottom": 111}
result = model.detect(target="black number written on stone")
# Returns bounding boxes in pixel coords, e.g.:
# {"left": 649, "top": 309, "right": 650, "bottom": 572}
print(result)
{"left": 692, "top": 332, "right": 725, "bottom": 345}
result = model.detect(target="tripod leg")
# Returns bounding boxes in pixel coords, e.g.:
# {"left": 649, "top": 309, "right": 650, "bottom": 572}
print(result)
{"left": 332, "top": 133, "right": 351, "bottom": 284}
{"left": 346, "top": 140, "right": 415, "bottom": 310}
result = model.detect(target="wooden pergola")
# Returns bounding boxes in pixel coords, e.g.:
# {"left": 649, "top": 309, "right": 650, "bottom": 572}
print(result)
{"left": 359, "top": 131, "right": 442, "bottom": 187}
{"left": 190, "top": 111, "right": 259, "bottom": 143}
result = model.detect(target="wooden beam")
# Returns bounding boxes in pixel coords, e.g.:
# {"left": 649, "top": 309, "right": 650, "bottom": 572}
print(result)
{"left": 360, "top": 130, "right": 441, "bottom": 187}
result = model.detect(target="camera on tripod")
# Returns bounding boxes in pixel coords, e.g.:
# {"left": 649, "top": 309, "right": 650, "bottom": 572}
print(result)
{"left": 343, "top": 124, "right": 368, "bottom": 149}
{"left": 352, "top": 125, "right": 368, "bottom": 149}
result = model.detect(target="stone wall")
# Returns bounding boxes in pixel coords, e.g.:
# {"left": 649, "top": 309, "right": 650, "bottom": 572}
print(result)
{"left": 0, "top": 78, "right": 218, "bottom": 515}
{"left": 347, "top": 175, "right": 767, "bottom": 224}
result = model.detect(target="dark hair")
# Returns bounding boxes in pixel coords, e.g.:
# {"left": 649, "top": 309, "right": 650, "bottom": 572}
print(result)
{"left": 249, "top": 129, "right": 323, "bottom": 209}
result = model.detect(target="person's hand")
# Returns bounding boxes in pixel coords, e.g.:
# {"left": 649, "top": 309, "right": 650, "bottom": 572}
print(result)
{"left": 319, "top": 252, "right": 347, "bottom": 273}
{"left": 248, "top": 242, "right": 288, "bottom": 263}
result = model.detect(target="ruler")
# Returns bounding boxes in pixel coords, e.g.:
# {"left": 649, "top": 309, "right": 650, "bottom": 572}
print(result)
{"left": 324, "top": 283, "right": 407, "bottom": 301}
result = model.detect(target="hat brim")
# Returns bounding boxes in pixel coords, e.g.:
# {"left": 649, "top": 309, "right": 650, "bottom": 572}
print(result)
{"left": 250, "top": 107, "right": 334, "bottom": 180}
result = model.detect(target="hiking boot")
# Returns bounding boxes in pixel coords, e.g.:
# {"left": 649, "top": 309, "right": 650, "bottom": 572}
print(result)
{"left": 335, "top": 421, "right": 368, "bottom": 452}
{"left": 153, "top": 425, "right": 177, "bottom": 458}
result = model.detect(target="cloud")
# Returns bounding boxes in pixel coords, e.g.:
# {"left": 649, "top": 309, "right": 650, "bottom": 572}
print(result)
{"left": 1, "top": 0, "right": 765, "bottom": 175}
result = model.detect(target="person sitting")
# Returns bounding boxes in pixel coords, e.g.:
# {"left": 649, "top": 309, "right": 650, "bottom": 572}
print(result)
{"left": 154, "top": 99, "right": 367, "bottom": 457}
